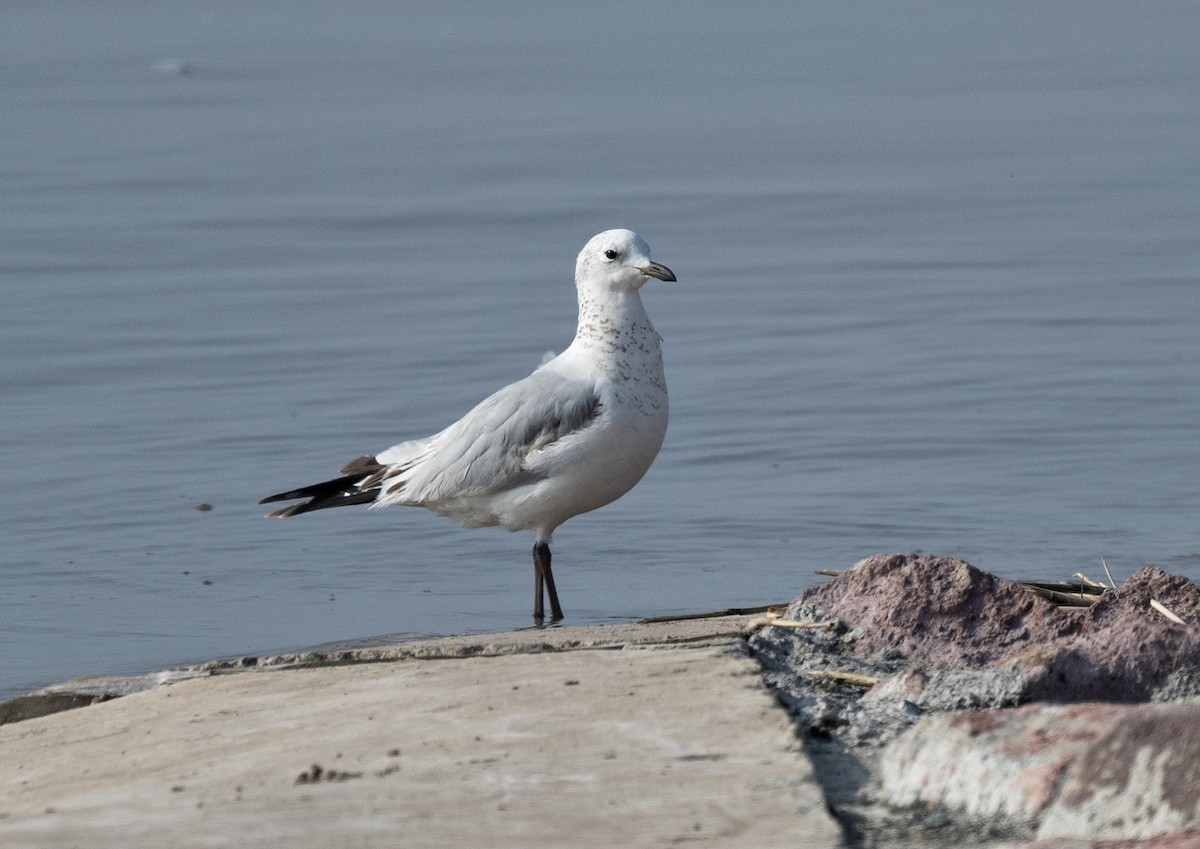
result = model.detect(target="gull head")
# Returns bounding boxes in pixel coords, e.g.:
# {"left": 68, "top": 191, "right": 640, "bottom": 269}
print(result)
{"left": 576, "top": 229, "right": 676, "bottom": 294}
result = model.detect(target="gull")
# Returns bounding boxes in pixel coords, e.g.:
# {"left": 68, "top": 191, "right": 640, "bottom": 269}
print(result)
{"left": 260, "top": 229, "right": 677, "bottom": 624}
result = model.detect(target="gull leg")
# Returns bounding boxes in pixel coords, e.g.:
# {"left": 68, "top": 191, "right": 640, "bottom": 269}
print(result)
{"left": 533, "top": 541, "right": 564, "bottom": 624}
{"left": 533, "top": 546, "right": 545, "bottom": 625}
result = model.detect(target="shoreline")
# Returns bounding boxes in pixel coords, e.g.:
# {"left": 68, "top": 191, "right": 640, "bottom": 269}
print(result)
{"left": 3, "top": 555, "right": 1199, "bottom": 848}
{"left": 1, "top": 614, "right": 842, "bottom": 848}
{"left": 2, "top": 613, "right": 761, "bottom": 724}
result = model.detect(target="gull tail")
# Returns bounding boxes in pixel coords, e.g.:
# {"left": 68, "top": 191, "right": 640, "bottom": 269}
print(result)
{"left": 259, "top": 455, "right": 385, "bottom": 517}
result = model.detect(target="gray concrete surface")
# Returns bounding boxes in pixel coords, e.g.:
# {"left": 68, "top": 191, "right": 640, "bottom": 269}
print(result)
{"left": 0, "top": 619, "right": 842, "bottom": 848}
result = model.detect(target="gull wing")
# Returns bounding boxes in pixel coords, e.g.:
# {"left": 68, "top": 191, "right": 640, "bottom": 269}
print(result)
{"left": 371, "top": 368, "right": 602, "bottom": 507}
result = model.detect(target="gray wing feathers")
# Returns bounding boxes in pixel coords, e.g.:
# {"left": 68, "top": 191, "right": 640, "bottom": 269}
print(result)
{"left": 373, "top": 372, "right": 601, "bottom": 505}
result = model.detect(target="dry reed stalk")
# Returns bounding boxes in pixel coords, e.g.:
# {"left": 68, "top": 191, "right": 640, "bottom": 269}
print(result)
{"left": 1019, "top": 580, "right": 1105, "bottom": 608}
{"left": 743, "top": 617, "right": 839, "bottom": 633}
{"left": 1150, "top": 598, "right": 1187, "bottom": 625}
{"left": 801, "top": 669, "right": 881, "bottom": 687}
{"left": 1101, "top": 557, "right": 1117, "bottom": 589}
{"left": 638, "top": 604, "right": 789, "bottom": 624}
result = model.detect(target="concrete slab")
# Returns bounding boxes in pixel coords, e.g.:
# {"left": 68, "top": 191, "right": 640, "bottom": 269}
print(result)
{"left": 0, "top": 625, "right": 841, "bottom": 848}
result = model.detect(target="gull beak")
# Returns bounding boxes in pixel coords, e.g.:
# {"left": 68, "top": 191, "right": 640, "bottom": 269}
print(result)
{"left": 640, "top": 261, "right": 677, "bottom": 282}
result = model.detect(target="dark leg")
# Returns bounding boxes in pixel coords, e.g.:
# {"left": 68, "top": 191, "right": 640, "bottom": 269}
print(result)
{"left": 533, "top": 547, "right": 545, "bottom": 624}
{"left": 533, "top": 541, "right": 564, "bottom": 625}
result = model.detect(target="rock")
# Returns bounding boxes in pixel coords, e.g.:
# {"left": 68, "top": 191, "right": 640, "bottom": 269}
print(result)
{"left": 1, "top": 670, "right": 209, "bottom": 726}
{"left": 0, "top": 693, "right": 112, "bottom": 725}
{"left": 748, "top": 602, "right": 911, "bottom": 747}
{"left": 862, "top": 666, "right": 1026, "bottom": 713}
{"left": 881, "top": 700, "right": 1200, "bottom": 843}
{"left": 1000, "top": 829, "right": 1200, "bottom": 848}
{"left": 881, "top": 702, "right": 1130, "bottom": 828}
{"left": 792, "top": 554, "right": 1200, "bottom": 704}
{"left": 799, "top": 553, "right": 1076, "bottom": 670}
{"left": 1019, "top": 567, "right": 1200, "bottom": 702}
{"left": 751, "top": 553, "right": 1200, "bottom": 846}
{"left": 1038, "top": 701, "right": 1200, "bottom": 841}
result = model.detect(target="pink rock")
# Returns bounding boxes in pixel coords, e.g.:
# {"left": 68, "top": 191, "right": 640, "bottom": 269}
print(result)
{"left": 800, "top": 553, "right": 1075, "bottom": 670}
{"left": 800, "top": 554, "right": 1200, "bottom": 702}
{"left": 1020, "top": 569, "right": 1200, "bottom": 702}
{"left": 1005, "top": 829, "right": 1200, "bottom": 848}
{"left": 1038, "top": 702, "right": 1200, "bottom": 840}
{"left": 881, "top": 702, "right": 1125, "bottom": 825}
{"left": 881, "top": 701, "right": 1200, "bottom": 842}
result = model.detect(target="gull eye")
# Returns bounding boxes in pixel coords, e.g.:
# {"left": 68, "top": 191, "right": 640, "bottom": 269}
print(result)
{"left": 604, "top": 249, "right": 619, "bottom": 260}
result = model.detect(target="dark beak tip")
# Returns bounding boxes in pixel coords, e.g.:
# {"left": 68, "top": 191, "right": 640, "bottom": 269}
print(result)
{"left": 644, "top": 263, "right": 677, "bottom": 282}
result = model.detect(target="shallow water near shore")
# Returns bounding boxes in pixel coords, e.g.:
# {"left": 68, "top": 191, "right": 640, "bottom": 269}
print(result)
{"left": 3, "top": 1, "right": 1199, "bottom": 700}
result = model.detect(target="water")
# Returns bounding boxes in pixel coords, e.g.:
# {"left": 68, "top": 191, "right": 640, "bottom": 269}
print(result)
{"left": 2, "top": 1, "right": 1198, "bottom": 700}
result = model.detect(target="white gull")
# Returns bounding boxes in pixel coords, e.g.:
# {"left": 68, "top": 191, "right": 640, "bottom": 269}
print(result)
{"left": 260, "top": 229, "right": 677, "bottom": 623}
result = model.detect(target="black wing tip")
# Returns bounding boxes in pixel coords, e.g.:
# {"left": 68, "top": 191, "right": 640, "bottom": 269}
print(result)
{"left": 259, "top": 473, "right": 382, "bottom": 517}
{"left": 260, "top": 491, "right": 310, "bottom": 517}
{"left": 259, "top": 457, "right": 385, "bottom": 517}
{"left": 264, "top": 504, "right": 301, "bottom": 518}
{"left": 259, "top": 486, "right": 320, "bottom": 506}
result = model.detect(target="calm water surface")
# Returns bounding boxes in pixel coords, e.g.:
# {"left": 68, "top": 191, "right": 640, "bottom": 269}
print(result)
{"left": 2, "top": 2, "right": 1198, "bottom": 699}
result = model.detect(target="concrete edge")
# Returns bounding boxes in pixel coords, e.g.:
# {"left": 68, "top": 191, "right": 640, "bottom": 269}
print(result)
{"left": 1, "top": 615, "right": 752, "bottom": 726}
